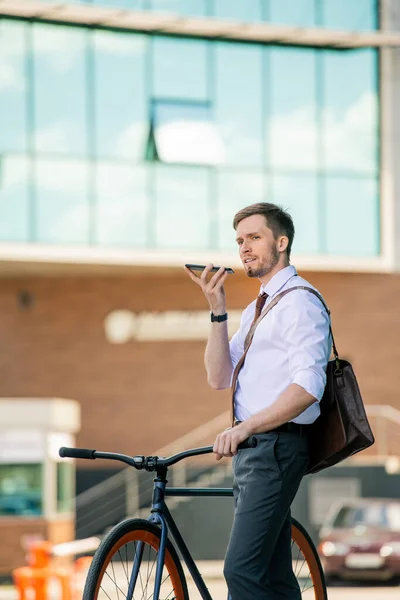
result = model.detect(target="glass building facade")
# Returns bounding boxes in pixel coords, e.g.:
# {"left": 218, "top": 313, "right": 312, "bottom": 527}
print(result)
{"left": 0, "top": 0, "right": 380, "bottom": 257}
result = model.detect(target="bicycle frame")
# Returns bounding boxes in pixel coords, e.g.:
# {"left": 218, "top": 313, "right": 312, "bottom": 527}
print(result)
{"left": 146, "top": 468, "right": 233, "bottom": 600}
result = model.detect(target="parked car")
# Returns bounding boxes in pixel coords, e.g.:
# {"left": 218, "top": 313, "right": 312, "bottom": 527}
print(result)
{"left": 318, "top": 498, "right": 400, "bottom": 583}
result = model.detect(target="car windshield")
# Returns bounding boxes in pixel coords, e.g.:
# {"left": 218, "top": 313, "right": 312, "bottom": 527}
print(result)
{"left": 332, "top": 504, "right": 400, "bottom": 531}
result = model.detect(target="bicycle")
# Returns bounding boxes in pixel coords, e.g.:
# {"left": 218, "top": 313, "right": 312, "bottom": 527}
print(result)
{"left": 59, "top": 438, "right": 327, "bottom": 600}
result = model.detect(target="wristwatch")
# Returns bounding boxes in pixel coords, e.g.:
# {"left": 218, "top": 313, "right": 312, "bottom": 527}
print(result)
{"left": 211, "top": 312, "right": 228, "bottom": 322}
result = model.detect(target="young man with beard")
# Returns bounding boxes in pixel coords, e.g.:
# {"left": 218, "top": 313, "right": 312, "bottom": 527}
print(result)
{"left": 185, "top": 203, "right": 331, "bottom": 599}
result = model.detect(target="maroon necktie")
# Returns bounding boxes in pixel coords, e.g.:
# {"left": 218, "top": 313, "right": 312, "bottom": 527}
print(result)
{"left": 253, "top": 291, "right": 268, "bottom": 322}
{"left": 243, "top": 292, "right": 268, "bottom": 348}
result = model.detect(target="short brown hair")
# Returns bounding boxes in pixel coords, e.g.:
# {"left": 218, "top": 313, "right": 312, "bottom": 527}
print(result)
{"left": 233, "top": 202, "right": 295, "bottom": 260}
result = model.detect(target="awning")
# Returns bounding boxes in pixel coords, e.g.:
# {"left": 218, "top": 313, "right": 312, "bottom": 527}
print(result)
{"left": 1, "top": 0, "right": 400, "bottom": 49}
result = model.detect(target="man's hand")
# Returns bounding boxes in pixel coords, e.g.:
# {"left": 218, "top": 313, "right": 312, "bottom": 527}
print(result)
{"left": 184, "top": 264, "right": 228, "bottom": 315}
{"left": 213, "top": 423, "right": 253, "bottom": 461}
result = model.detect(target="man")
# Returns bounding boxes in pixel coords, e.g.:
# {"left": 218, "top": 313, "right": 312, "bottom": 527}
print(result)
{"left": 185, "top": 202, "right": 331, "bottom": 599}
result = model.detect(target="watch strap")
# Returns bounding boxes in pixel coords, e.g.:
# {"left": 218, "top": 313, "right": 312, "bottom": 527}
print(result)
{"left": 211, "top": 312, "right": 228, "bottom": 323}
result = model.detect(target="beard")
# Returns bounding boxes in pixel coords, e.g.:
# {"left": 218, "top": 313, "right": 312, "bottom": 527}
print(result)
{"left": 245, "top": 246, "right": 280, "bottom": 278}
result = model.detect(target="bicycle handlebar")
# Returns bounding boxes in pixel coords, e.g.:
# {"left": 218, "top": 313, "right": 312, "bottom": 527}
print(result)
{"left": 59, "top": 436, "right": 258, "bottom": 471}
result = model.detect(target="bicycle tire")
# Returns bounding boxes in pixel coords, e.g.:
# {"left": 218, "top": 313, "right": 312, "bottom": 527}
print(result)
{"left": 291, "top": 518, "right": 328, "bottom": 600}
{"left": 83, "top": 518, "right": 189, "bottom": 600}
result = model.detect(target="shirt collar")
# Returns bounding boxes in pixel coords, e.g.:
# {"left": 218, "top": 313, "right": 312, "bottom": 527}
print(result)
{"left": 260, "top": 265, "right": 297, "bottom": 298}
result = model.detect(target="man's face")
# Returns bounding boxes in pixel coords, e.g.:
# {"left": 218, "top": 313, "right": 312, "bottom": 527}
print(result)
{"left": 235, "top": 214, "right": 282, "bottom": 279}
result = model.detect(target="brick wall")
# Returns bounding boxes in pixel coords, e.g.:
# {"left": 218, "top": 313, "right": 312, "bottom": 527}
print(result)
{"left": 1, "top": 269, "right": 399, "bottom": 465}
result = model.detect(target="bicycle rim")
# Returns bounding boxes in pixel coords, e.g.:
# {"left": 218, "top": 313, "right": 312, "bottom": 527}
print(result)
{"left": 86, "top": 521, "right": 188, "bottom": 600}
{"left": 291, "top": 519, "right": 327, "bottom": 600}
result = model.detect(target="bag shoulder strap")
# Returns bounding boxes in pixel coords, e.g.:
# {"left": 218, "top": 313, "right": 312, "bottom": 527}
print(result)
{"left": 245, "top": 285, "right": 338, "bottom": 357}
{"left": 231, "top": 285, "right": 338, "bottom": 425}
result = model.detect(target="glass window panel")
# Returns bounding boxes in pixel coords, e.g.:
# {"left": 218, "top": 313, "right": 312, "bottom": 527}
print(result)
{"left": 57, "top": 462, "right": 74, "bottom": 513}
{"left": 269, "top": 0, "right": 316, "bottom": 26}
{"left": 325, "top": 177, "right": 379, "bottom": 256}
{"left": 323, "top": 49, "right": 378, "bottom": 174}
{"left": 217, "top": 171, "right": 266, "bottom": 250}
{"left": 152, "top": 101, "right": 224, "bottom": 165}
{"left": 213, "top": 0, "right": 262, "bottom": 21}
{"left": 92, "top": 0, "right": 146, "bottom": 7}
{"left": 33, "top": 25, "right": 87, "bottom": 155}
{"left": 0, "top": 21, "right": 28, "bottom": 153}
{"left": 0, "top": 156, "right": 30, "bottom": 242}
{"left": 215, "top": 44, "right": 263, "bottom": 166}
{"left": 35, "top": 159, "right": 90, "bottom": 243}
{"left": 272, "top": 175, "right": 319, "bottom": 255}
{"left": 0, "top": 464, "right": 42, "bottom": 516}
{"left": 150, "top": 0, "right": 206, "bottom": 15}
{"left": 94, "top": 31, "right": 148, "bottom": 160}
{"left": 153, "top": 38, "right": 208, "bottom": 101}
{"left": 95, "top": 163, "right": 148, "bottom": 247}
{"left": 154, "top": 166, "right": 210, "bottom": 248}
{"left": 269, "top": 48, "right": 317, "bottom": 169}
{"left": 323, "top": 0, "right": 377, "bottom": 31}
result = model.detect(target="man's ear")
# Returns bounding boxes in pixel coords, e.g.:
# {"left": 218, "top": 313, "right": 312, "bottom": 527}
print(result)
{"left": 278, "top": 236, "right": 289, "bottom": 253}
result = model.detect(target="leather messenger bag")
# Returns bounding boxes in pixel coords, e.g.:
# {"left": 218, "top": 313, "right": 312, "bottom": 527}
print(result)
{"left": 233, "top": 286, "right": 375, "bottom": 475}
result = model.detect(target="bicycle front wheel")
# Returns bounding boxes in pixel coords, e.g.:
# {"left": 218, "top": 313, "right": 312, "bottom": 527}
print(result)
{"left": 83, "top": 518, "right": 189, "bottom": 600}
{"left": 291, "top": 518, "right": 327, "bottom": 600}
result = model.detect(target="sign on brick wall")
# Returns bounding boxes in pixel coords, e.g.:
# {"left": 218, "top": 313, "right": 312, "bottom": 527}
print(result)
{"left": 104, "top": 310, "right": 242, "bottom": 343}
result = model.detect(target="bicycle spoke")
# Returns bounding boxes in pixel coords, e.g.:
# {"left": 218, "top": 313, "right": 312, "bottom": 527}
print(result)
{"left": 104, "top": 568, "right": 128, "bottom": 597}
{"left": 144, "top": 573, "right": 173, "bottom": 600}
{"left": 99, "top": 586, "right": 113, "bottom": 600}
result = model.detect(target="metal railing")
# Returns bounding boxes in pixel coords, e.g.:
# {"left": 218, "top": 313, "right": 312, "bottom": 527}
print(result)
{"left": 74, "top": 404, "right": 400, "bottom": 538}
{"left": 75, "top": 410, "right": 231, "bottom": 538}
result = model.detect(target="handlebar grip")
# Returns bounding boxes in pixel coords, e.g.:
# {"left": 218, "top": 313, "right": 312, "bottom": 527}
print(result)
{"left": 59, "top": 447, "right": 96, "bottom": 459}
{"left": 238, "top": 436, "right": 258, "bottom": 450}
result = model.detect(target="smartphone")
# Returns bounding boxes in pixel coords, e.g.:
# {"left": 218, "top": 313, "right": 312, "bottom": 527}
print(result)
{"left": 185, "top": 263, "right": 235, "bottom": 274}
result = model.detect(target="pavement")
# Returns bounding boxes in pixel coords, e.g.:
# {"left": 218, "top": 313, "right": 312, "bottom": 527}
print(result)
{"left": 3, "top": 561, "right": 400, "bottom": 599}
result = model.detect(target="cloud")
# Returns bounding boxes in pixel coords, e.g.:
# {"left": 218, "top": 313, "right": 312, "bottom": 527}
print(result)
{"left": 114, "top": 122, "right": 149, "bottom": 160}
{"left": 93, "top": 30, "right": 146, "bottom": 56}
{"left": 0, "top": 63, "right": 25, "bottom": 92}
{"left": 268, "top": 91, "right": 378, "bottom": 172}
{"left": 34, "top": 122, "right": 81, "bottom": 154}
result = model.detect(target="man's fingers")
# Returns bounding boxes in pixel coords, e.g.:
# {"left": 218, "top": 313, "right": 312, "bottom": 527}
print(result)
{"left": 213, "top": 270, "right": 229, "bottom": 290}
{"left": 183, "top": 266, "right": 203, "bottom": 285}
{"left": 200, "top": 263, "right": 214, "bottom": 282}
{"left": 223, "top": 436, "right": 232, "bottom": 457}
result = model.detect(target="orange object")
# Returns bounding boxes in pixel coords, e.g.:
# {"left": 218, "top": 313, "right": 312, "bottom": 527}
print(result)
{"left": 72, "top": 556, "right": 93, "bottom": 599}
{"left": 12, "top": 541, "right": 72, "bottom": 600}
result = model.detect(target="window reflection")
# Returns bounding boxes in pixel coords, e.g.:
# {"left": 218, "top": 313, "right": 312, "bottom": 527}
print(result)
{"left": 150, "top": 0, "right": 206, "bottom": 15}
{"left": 269, "top": 0, "right": 316, "bottom": 26}
{"left": 322, "top": 0, "right": 377, "bottom": 31}
{"left": 154, "top": 165, "right": 210, "bottom": 248}
{"left": 0, "top": 464, "right": 42, "bottom": 516}
{"left": 322, "top": 49, "right": 378, "bottom": 174}
{"left": 0, "top": 155, "right": 30, "bottom": 242}
{"left": 153, "top": 37, "right": 208, "bottom": 101}
{"left": 57, "top": 463, "right": 74, "bottom": 513}
{"left": 217, "top": 171, "right": 266, "bottom": 250}
{"left": 272, "top": 175, "right": 319, "bottom": 255}
{"left": 325, "top": 177, "right": 379, "bottom": 256}
{"left": 33, "top": 24, "right": 87, "bottom": 155}
{"left": 213, "top": 0, "right": 262, "bottom": 21}
{"left": 215, "top": 43, "right": 263, "bottom": 166}
{"left": 0, "top": 21, "right": 28, "bottom": 153}
{"left": 35, "top": 159, "right": 90, "bottom": 243}
{"left": 269, "top": 48, "right": 317, "bottom": 169}
{"left": 150, "top": 101, "right": 224, "bottom": 165}
{"left": 94, "top": 31, "right": 148, "bottom": 160}
{"left": 95, "top": 163, "right": 149, "bottom": 247}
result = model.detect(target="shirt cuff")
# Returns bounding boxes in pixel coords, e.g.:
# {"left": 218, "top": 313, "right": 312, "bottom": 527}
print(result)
{"left": 291, "top": 369, "right": 326, "bottom": 401}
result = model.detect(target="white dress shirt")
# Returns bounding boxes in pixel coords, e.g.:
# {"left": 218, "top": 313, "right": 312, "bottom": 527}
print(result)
{"left": 229, "top": 265, "right": 331, "bottom": 425}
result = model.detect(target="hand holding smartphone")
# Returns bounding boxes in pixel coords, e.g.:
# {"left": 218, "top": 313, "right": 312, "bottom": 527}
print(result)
{"left": 185, "top": 264, "right": 235, "bottom": 275}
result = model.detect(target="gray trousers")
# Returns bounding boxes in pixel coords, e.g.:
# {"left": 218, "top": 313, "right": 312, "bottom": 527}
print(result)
{"left": 224, "top": 431, "right": 309, "bottom": 600}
